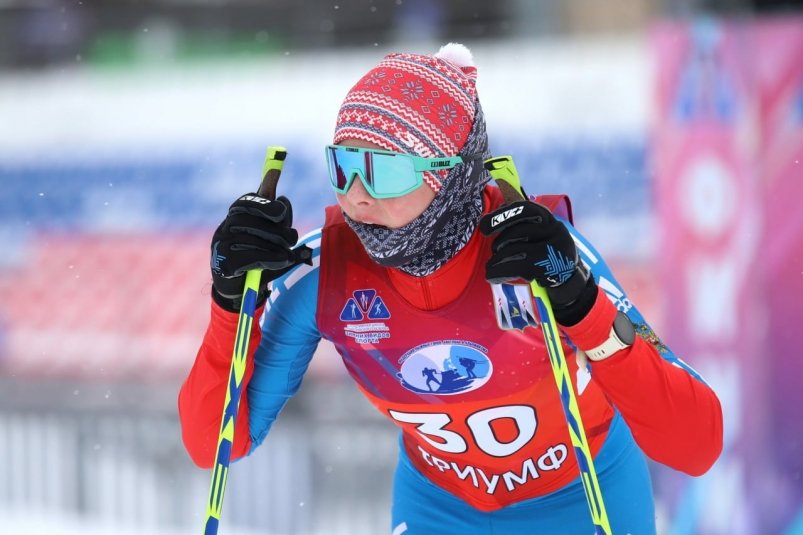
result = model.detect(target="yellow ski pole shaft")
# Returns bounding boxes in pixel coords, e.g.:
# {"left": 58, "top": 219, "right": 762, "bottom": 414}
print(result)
{"left": 484, "top": 156, "right": 612, "bottom": 535}
{"left": 203, "top": 146, "right": 288, "bottom": 535}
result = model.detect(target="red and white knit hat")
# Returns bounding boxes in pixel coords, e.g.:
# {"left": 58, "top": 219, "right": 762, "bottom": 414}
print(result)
{"left": 334, "top": 43, "right": 479, "bottom": 160}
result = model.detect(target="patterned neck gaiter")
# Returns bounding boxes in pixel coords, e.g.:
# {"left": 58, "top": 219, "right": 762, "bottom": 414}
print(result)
{"left": 343, "top": 104, "right": 491, "bottom": 277}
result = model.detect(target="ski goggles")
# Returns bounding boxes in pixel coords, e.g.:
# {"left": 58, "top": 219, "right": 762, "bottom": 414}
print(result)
{"left": 325, "top": 144, "right": 475, "bottom": 199}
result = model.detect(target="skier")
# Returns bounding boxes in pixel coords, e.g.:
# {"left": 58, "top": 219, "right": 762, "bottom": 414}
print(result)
{"left": 179, "top": 43, "right": 723, "bottom": 534}
{"left": 422, "top": 367, "right": 442, "bottom": 392}
{"left": 459, "top": 357, "right": 477, "bottom": 379}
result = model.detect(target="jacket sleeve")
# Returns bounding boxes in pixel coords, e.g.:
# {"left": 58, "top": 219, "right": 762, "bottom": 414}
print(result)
{"left": 178, "top": 230, "right": 323, "bottom": 469}
{"left": 178, "top": 301, "right": 262, "bottom": 468}
{"left": 560, "top": 221, "right": 723, "bottom": 476}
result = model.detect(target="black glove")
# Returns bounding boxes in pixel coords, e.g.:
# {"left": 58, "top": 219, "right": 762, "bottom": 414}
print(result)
{"left": 479, "top": 200, "right": 597, "bottom": 326}
{"left": 210, "top": 193, "right": 312, "bottom": 312}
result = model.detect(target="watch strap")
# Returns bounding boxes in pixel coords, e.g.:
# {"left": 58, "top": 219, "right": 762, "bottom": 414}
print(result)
{"left": 584, "top": 311, "right": 635, "bottom": 361}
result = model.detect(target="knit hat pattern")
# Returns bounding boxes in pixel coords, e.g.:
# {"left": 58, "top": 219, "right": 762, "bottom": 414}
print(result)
{"left": 334, "top": 45, "right": 479, "bottom": 161}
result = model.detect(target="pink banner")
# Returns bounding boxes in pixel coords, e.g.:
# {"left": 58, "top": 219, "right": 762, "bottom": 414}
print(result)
{"left": 654, "top": 17, "right": 803, "bottom": 533}
{"left": 653, "top": 20, "right": 769, "bottom": 534}
{"left": 753, "top": 17, "right": 803, "bottom": 522}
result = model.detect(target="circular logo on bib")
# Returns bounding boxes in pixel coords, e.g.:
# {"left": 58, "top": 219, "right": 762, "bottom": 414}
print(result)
{"left": 397, "top": 341, "right": 492, "bottom": 395}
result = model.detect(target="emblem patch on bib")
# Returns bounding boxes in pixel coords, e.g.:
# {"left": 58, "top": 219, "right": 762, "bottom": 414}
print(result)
{"left": 340, "top": 288, "right": 391, "bottom": 344}
{"left": 491, "top": 283, "right": 539, "bottom": 331}
{"left": 397, "top": 341, "right": 491, "bottom": 395}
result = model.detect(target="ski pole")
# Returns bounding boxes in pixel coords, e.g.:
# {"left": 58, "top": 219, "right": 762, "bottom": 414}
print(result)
{"left": 484, "top": 156, "right": 612, "bottom": 535}
{"left": 203, "top": 146, "right": 288, "bottom": 535}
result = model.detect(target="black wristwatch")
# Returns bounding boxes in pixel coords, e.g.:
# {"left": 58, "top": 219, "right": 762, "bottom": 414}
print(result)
{"left": 584, "top": 311, "right": 635, "bottom": 361}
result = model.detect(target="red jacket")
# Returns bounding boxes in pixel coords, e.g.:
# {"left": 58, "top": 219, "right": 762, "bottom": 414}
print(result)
{"left": 179, "top": 187, "right": 723, "bottom": 507}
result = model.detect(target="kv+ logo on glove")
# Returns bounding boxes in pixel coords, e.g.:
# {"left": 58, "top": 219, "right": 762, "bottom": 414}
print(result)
{"left": 479, "top": 200, "right": 579, "bottom": 288}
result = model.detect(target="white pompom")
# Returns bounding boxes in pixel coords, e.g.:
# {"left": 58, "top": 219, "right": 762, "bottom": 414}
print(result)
{"left": 434, "top": 43, "right": 474, "bottom": 68}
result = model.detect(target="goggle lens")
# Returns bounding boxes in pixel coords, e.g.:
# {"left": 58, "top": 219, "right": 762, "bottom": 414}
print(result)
{"left": 326, "top": 146, "right": 427, "bottom": 199}
{"left": 327, "top": 147, "right": 366, "bottom": 191}
{"left": 370, "top": 152, "right": 417, "bottom": 196}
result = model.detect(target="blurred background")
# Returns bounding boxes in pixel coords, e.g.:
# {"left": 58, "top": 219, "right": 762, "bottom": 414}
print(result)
{"left": 0, "top": 0, "right": 801, "bottom": 534}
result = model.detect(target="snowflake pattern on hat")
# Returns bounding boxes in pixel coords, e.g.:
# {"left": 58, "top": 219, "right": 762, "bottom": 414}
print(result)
{"left": 334, "top": 50, "right": 479, "bottom": 158}
{"left": 401, "top": 81, "right": 423, "bottom": 101}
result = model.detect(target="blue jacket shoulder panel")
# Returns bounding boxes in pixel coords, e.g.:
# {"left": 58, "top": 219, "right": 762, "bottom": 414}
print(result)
{"left": 247, "top": 228, "right": 323, "bottom": 451}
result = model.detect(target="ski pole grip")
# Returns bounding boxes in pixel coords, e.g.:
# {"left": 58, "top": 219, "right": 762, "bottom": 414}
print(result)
{"left": 255, "top": 146, "right": 312, "bottom": 266}
{"left": 484, "top": 156, "right": 526, "bottom": 204}
{"left": 256, "top": 146, "right": 288, "bottom": 201}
